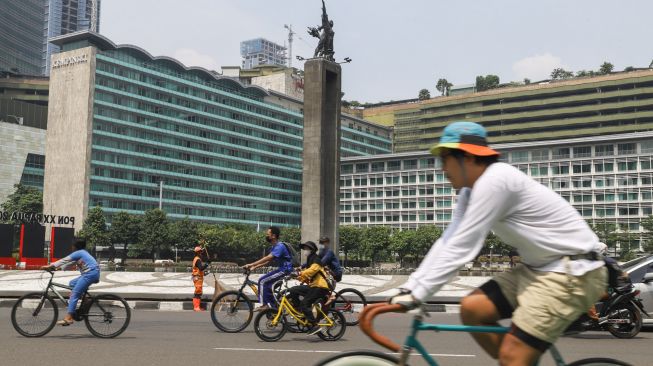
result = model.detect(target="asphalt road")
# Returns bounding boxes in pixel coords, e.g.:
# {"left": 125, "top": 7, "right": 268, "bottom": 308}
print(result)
{"left": 1, "top": 309, "right": 650, "bottom": 366}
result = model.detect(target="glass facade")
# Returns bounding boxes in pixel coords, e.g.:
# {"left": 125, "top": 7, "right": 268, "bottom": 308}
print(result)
{"left": 20, "top": 153, "right": 45, "bottom": 189}
{"left": 0, "top": 0, "right": 45, "bottom": 75}
{"left": 71, "top": 40, "right": 392, "bottom": 227}
{"left": 340, "top": 133, "right": 653, "bottom": 248}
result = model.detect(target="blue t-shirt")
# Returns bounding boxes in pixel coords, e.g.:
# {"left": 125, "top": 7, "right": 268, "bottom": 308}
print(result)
{"left": 270, "top": 242, "right": 293, "bottom": 272}
{"left": 52, "top": 249, "right": 99, "bottom": 274}
{"left": 320, "top": 248, "right": 342, "bottom": 276}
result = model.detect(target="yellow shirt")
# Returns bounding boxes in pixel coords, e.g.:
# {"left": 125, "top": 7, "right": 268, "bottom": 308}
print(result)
{"left": 297, "top": 263, "right": 330, "bottom": 290}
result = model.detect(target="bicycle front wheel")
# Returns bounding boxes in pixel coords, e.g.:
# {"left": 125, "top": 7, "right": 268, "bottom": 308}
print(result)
{"left": 315, "top": 350, "right": 400, "bottom": 366}
{"left": 11, "top": 292, "right": 58, "bottom": 337}
{"left": 254, "top": 308, "right": 287, "bottom": 342}
{"left": 210, "top": 290, "right": 253, "bottom": 332}
{"left": 567, "top": 358, "right": 632, "bottom": 366}
{"left": 84, "top": 294, "right": 131, "bottom": 338}
{"left": 333, "top": 288, "right": 367, "bottom": 326}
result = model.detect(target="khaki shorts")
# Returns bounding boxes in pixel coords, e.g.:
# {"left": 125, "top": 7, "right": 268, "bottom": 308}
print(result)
{"left": 489, "top": 262, "right": 607, "bottom": 344}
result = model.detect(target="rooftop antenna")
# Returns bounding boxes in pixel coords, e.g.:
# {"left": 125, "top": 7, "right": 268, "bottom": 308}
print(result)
{"left": 284, "top": 24, "right": 295, "bottom": 68}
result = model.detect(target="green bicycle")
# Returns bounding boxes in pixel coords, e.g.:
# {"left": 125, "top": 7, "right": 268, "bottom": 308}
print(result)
{"left": 315, "top": 303, "right": 631, "bottom": 366}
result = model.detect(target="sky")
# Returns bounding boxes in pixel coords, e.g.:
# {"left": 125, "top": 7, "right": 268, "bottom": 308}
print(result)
{"left": 99, "top": 0, "right": 653, "bottom": 103}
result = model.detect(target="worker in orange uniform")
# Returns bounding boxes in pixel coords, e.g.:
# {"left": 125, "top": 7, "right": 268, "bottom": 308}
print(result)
{"left": 192, "top": 246, "right": 210, "bottom": 311}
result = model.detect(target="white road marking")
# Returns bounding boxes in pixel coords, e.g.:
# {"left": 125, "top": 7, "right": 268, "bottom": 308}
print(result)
{"left": 212, "top": 347, "right": 475, "bottom": 357}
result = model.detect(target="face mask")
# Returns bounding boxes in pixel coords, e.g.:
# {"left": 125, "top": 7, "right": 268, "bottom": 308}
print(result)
{"left": 301, "top": 249, "right": 311, "bottom": 257}
{"left": 317, "top": 244, "right": 325, "bottom": 251}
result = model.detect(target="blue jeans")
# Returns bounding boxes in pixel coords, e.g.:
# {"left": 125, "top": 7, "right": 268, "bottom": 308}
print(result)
{"left": 258, "top": 269, "right": 289, "bottom": 307}
{"left": 68, "top": 270, "right": 100, "bottom": 315}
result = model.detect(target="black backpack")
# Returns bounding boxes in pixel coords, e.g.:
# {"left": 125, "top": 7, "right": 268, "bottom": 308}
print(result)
{"left": 282, "top": 242, "right": 301, "bottom": 267}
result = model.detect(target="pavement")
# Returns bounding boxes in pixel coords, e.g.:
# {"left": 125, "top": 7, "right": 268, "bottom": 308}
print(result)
{"left": 0, "top": 269, "right": 486, "bottom": 311}
{"left": 1, "top": 309, "right": 650, "bottom": 366}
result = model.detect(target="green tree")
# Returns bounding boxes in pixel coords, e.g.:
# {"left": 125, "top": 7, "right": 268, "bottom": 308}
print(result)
{"left": 475, "top": 75, "right": 500, "bottom": 92}
{"left": 418, "top": 88, "right": 431, "bottom": 100}
{"left": 483, "top": 232, "right": 511, "bottom": 256}
{"left": 282, "top": 227, "right": 302, "bottom": 248}
{"left": 109, "top": 211, "right": 141, "bottom": 264}
{"left": 390, "top": 229, "right": 416, "bottom": 267}
{"left": 339, "top": 225, "right": 361, "bottom": 267}
{"left": 78, "top": 206, "right": 110, "bottom": 257}
{"left": 413, "top": 225, "right": 443, "bottom": 262}
{"left": 550, "top": 68, "right": 574, "bottom": 80}
{"left": 575, "top": 70, "right": 594, "bottom": 77}
{"left": 523, "top": 78, "right": 531, "bottom": 85}
{"left": 592, "top": 220, "right": 618, "bottom": 256}
{"left": 641, "top": 215, "right": 653, "bottom": 253}
{"left": 598, "top": 62, "right": 614, "bottom": 75}
{"left": 623, "top": 66, "right": 635, "bottom": 72}
{"left": 169, "top": 217, "right": 199, "bottom": 257}
{"left": 134, "top": 208, "right": 170, "bottom": 261}
{"left": 0, "top": 184, "right": 43, "bottom": 224}
{"left": 362, "top": 226, "right": 391, "bottom": 265}
{"left": 436, "top": 78, "right": 453, "bottom": 96}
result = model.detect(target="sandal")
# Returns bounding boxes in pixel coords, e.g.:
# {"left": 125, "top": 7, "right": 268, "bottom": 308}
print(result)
{"left": 57, "top": 319, "right": 74, "bottom": 326}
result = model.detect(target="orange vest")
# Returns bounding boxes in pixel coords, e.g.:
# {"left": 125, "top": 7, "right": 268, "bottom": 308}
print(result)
{"left": 192, "top": 256, "right": 203, "bottom": 278}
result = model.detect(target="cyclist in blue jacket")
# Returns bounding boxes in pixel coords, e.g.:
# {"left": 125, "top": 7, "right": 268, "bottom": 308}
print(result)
{"left": 42, "top": 238, "right": 100, "bottom": 326}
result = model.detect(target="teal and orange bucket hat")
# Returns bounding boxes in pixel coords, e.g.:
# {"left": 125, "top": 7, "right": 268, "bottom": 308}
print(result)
{"left": 429, "top": 121, "right": 500, "bottom": 157}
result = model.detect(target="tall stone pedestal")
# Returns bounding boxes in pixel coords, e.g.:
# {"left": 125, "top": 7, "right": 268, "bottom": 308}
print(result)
{"left": 301, "top": 59, "right": 341, "bottom": 253}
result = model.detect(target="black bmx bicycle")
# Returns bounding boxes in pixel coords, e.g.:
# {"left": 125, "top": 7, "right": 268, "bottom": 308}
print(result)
{"left": 11, "top": 269, "right": 131, "bottom": 338}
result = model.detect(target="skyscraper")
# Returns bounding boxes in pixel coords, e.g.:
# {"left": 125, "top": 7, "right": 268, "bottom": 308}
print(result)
{"left": 240, "top": 38, "right": 287, "bottom": 70}
{"left": 0, "top": 0, "right": 46, "bottom": 75}
{"left": 44, "top": 0, "right": 101, "bottom": 74}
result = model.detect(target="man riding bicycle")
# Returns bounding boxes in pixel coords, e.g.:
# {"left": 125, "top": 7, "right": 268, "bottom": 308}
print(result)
{"left": 41, "top": 238, "right": 100, "bottom": 326}
{"left": 389, "top": 121, "right": 607, "bottom": 366}
{"left": 243, "top": 226, "right": 293, "bottom": 312}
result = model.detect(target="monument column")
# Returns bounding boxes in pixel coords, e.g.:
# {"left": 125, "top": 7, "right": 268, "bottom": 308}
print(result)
{"left": 301, "top": 59, "right": 341, "bottom": 253}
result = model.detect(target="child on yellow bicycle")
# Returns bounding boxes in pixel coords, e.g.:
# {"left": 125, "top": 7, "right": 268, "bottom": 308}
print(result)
{"left": 287, "top": 241, "right": 331, "bottom": 335}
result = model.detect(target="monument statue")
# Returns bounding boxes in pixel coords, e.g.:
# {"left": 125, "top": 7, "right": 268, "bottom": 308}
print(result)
{"left": 308, "top": 0, "right": 335, "bottom": 61}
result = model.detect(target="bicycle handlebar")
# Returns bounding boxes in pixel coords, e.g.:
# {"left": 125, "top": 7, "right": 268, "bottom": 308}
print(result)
{"left": 359, "top": 303, "right": 406, "bottom": 352}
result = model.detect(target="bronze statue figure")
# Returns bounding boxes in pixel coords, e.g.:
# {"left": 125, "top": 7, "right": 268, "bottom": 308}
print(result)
{"left": 308, "top": 0, "right": 335, "bottom": 61}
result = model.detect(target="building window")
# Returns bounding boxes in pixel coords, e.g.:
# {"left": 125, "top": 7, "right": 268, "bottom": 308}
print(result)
{"left": 342, "top": 164, "right": 353, "bottom": 174}
{"left": 641, "top": 140, "right": 653, "bottom": 153}
{"left": 403, "top": 159, "right": 417, "bottom": 170}
{"left": 531, "top": 149, "right": 549, "bottom": 161}
{"left": 419, "top": 158, "right": 435, "bottom": 169}
{"left": 552, "top": 148, "right": 570, "bottom": 159}
{"left": 371, "top": 162, "right": 385, "bottom": 172}
{"left": 595, "top": 144, "right": 614, "bottom": 157}
{"left": 617, "top": 143, "right": 636, "bottom": 155}
{"left": 573, "top": 146, "right": 591, "bottom": 158}
{"left": 511, "top": 151, "right": 528, "bottom": 162}
{"left": 355, "top": 163, "right": 369, "bottom": 173}
{"left": 387, "top": 160, "right": 401, "bottom": 171}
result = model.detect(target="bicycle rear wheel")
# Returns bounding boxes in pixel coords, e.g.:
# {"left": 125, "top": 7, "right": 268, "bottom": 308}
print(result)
{"left": 567, "top": 358, "right": 632, "bottom": 366}
{"left": 11, "top": 292, "right": 58, "bottom": 337}
{"left": 315, "top": 350, "right": 400, "bottom": 366}
{"left": 84, "top": 294, "right": 131, "bottom": 338}
{"left": 317, "top": 309, "right": 346, "bottom": 341}
{"left": 333, "top": 288, "right": 367, "bottom": 326}
{"left": 210, "top": 290, "right": 253, "bottom": 332}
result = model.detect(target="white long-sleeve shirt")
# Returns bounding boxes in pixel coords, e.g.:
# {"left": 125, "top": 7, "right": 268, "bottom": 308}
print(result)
{"left": 404, "top": 162, "right": 605, "bottom": 302}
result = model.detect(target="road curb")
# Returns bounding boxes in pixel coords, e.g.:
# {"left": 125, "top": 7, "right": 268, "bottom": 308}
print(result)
{"left": 0, "top": 298, "right": 461, "bottom": 313}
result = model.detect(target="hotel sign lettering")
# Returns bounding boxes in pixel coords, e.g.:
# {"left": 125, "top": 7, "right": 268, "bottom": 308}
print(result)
{"left": 52, "top": 54, "right": 88, "bottom": 69}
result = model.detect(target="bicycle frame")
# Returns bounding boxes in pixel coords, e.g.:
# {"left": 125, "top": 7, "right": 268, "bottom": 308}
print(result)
{"left": 397, "top": 315, "right": 566, "bottom": 366}
{"left": 268, "top": 295, "right": 333, "bottom": 328}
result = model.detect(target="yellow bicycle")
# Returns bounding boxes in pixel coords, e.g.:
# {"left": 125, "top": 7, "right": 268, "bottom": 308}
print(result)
{"left": 253, "top": 283, "right": 347, "bottom": 342}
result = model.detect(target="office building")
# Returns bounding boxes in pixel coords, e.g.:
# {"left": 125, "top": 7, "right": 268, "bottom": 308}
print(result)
{"left": 0, "top": 0, "right": 46, "bottom": 75}
{"left": 340, "top": 132, "right": 653, "bottom": 248}
{"left": 44, "top": 0, "right": 101, "bottom": 74}
{"left": 42, "top": 31, "right": 391, "bottom": 229}
{"left": 240, "top": 38, "right": 286, "bottom": 70}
